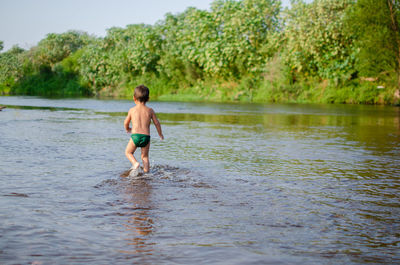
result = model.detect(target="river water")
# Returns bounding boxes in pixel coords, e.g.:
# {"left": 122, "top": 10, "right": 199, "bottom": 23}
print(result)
{"left": 0, "top": 96, "right": 399, "bottom": 264}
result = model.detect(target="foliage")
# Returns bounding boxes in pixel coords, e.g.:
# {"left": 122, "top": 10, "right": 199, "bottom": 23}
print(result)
{"left": 78, "top": 38, "right": 118, "bottom": 93}
{"left": 77, "top": 24, "right": 162, "bottom": 94}
{"left": 12, "top": 70, "right": 90, "bottom": 97}
{"left": 346, "top": 0, "right": 400, "bottom": 80}
{"left": 29, "top": 30, "right": 93, "bottom": 70}
{"left": 0, "top": 0, "right": 399, "bottom": 104}
{"left": 283, "top": 0, "right": 355, "bottom": 81}
{"left": 123, "top": 24, "right": 162, "bottom": 75}
{"left": 0, "top": 32, "right": 94, "bottom": 96}
{"left": 0, "top": 46, "right": 26, "bottom": 94}
{"left": 158, "top": 0, "right": 280, "bottom": 81}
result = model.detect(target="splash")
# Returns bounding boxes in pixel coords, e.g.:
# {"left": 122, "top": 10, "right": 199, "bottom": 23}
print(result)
{"left": 128, "top": 167, "right": 144, "bottom": 179}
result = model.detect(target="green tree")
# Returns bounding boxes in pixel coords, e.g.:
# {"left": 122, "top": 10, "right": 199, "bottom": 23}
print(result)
{"left": 157, "top": 10, "right": 206, "bottom": 85}
{"left": 0, "top": 41, "right": 3, "bottom": 52}
{"left": 283, "top": 0, "right": 355, "bottom": 81}
{"left": 78, "top": 39, "right": 113, "bottom": 93}
{"left": 347, "top": 0, "right": 400, "bottom": 86}
{"left": 124, "top": 24, "right": 162, "bottom": 75}
{"left": 210, "top": 0, "right": 281, "bottom": 76}
{"left": 78, "top": 24, "right": 163, "bottom": 94}
{"left": 0, "top": 45, "right": 25, "bottom": 91}
{"left": 30, "top": 30, "right": 92, "bottom": 70}
{"left": 158, "top": 0, "right": 281, "bottom": 81}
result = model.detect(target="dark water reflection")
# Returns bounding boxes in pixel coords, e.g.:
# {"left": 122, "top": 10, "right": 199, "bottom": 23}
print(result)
{"left": 118, "top": 171, "right": 155, "bottom": 256}
{"left": 0, "top": 96, "right": 399, "bottom": 264}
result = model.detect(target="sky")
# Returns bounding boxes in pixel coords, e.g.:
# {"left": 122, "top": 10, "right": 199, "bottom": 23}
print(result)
{"left": 0, "top": 0, "right": 293, "bottom": 51}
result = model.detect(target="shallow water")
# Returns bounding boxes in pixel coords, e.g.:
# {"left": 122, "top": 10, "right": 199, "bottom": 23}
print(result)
{"left": 0, "top": 96, "right": 399, "bottom": 264}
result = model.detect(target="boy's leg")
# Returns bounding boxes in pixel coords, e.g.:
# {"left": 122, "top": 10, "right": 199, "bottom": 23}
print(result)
{"left": 141, "top": 143, "right": 150, "bottom": 173}
{"left": 125, "top": 138, "right": 140, "bottom": 169}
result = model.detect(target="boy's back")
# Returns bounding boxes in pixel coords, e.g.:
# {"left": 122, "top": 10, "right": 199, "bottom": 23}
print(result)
{"left": 127, "top": 104, "right": 153, "bottom": 135}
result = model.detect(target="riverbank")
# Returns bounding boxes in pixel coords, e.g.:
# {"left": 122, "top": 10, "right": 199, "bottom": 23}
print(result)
{"left": 99, "top": 77, "right": 400, "bottom": 105}
{"left": 4, "top": 82, "right": 399, "bottom": 106}
{"left": 3, "top": 73, "right": 400, "bottom": 105}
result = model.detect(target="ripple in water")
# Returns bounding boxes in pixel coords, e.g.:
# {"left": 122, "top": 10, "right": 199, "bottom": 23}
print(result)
{"left": 0, "top": 97, "right": 399, "bottom": 264}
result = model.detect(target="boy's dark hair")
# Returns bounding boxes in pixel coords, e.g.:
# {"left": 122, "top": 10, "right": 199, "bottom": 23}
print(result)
{"left": 134, "top": 85, "right": 149, "bottom": 103}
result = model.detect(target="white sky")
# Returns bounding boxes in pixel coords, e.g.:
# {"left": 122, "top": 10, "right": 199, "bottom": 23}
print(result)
{"left": 0, "top": 0, "right": 293, "bottom": 51}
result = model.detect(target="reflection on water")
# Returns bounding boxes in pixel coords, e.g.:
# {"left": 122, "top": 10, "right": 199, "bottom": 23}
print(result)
{"left": 0, "top": 96, "right": 399, "bottom": 264}
{"left": 119, "top": 170, "right": 154, "bottom": 256}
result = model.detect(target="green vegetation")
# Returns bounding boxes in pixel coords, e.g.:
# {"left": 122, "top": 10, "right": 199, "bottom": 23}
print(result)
{"left": 1, "top": 0, "right": 400, "bottom": 104}
{"left": 347, "top": 0, "right": 400, "bottom": 87}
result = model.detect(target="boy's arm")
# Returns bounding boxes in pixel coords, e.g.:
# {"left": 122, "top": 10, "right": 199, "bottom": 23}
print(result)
{"left": 124, "top": 111, "right": 131, "bottom": 133}
{"left": 151, "top": 109, "right": 164, "bottom": 140}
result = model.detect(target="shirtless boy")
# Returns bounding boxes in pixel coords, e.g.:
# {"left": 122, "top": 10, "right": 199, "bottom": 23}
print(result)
{"left": 124, "top": 85, "right": 164, "bottom": 173}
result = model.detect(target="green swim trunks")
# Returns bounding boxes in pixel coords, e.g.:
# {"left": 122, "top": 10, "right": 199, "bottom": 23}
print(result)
{"left": 131, "top": 133, "right": 150, "bottom": 147}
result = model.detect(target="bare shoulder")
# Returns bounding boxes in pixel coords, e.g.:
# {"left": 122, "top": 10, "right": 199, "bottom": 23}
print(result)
{"left": 146, "top": 106, "right": 155, "bottom": 114}
{"left": 129, "top": 106, "right": 137, "bottom": 114}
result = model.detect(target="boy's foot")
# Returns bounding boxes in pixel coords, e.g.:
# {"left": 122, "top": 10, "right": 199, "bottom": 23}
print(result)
{"left": 130, "top": 162, "right": 140, "bottom": 171}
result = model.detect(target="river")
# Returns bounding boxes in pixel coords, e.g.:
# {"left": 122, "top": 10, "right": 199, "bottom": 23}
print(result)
{"left": 0, "top": 96, "right": 399, "bottom": 264}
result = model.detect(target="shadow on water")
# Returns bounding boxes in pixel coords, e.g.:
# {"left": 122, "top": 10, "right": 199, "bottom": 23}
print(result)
{"left": 2, "top": 192, "right": 29, "bottom": 197}
{"left": 1, "top": 104, "right": 86, "bottom": 112}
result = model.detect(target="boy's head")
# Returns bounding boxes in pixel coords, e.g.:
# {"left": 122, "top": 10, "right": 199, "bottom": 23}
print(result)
{"left": 134, "top": 85, "right": 149, "bottom": 103}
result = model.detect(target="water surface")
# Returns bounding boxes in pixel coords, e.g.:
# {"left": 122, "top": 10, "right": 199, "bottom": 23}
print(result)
{"left": 0, "top": 96, "right": 399, "bottom": 264}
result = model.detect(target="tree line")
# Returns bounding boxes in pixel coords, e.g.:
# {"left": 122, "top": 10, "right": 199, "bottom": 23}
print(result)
{"left": 1, "top": 0, "right": 399, "bottom": 104}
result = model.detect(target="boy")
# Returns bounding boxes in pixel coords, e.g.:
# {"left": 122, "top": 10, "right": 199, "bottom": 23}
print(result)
{"left": 124, "top": 85, "right": 164, "bottom": 173}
